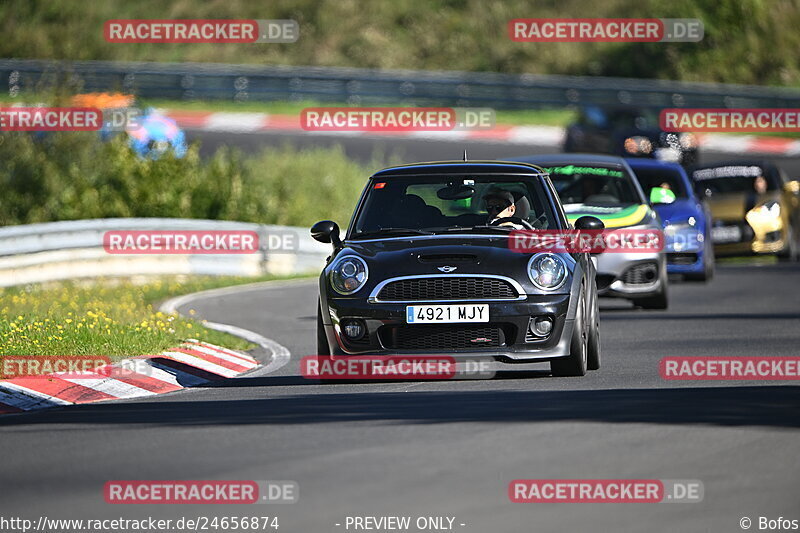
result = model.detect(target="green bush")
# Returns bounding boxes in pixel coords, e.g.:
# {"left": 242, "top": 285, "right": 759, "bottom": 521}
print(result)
{"left": 0, "top": 132, "right": 374, "bottom": 228}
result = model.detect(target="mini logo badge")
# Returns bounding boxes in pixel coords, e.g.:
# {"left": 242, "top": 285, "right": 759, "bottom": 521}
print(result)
{"left": 438, "top": 266, "right": 457, "bottom": 273}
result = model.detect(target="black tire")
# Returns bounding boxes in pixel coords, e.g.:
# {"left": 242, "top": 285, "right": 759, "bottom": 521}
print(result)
{"left": 551, "top": 291, "right": 588, "bottom": 377}
{"left": 587, "top": 279, "right": 601, "bottom": 371}
{"left": 636, "top": 267, "right": 669, "bottom": 309}
{"left": 316, "top": 300, "right": 330, "bottom": 356}
{"left": 636, "top": 288, "right": 669, "bottom": 310}
{"left": 683, "top": 271, "right": 708, "bottom": 282}
{"left": 684, "top": 261, "right": 712, "bottom": 282}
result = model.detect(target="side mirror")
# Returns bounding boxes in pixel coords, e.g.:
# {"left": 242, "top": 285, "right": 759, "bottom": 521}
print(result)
{"left": 573, "top": 216, "right": 605, "bottom": 231}
{"left": 310, "top": 220, "right": 342, "bottom": 248}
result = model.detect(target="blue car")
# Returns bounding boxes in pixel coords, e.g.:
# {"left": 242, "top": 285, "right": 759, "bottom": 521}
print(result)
{"left": 124, "top": 109, "right": 187, "bottom": 159}
{"left": 75, "top": 93, "right": 187, "bottom": 159}
{"left": 626, "top": 158, "right": 714, "bottom": 281}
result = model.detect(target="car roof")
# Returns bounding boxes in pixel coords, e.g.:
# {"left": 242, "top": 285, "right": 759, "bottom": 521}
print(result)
{"left": 509, "top": 153, "right": 649, "bottom": 204}
{"left": 625, "top": 158, "right": 684, "bottom": 169}
{"left": 509, "top": 153, "right": 628, "bottom": 167}
{"left": 371, "top": 160, "right": 546, "bottom": 178}
{"left": 691, "top": 159, "right": 776, "bottom": 170}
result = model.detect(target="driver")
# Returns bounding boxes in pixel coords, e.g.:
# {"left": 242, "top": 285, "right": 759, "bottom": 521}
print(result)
{"left": 483, "top": 189, "right": 524, "bottom": 229}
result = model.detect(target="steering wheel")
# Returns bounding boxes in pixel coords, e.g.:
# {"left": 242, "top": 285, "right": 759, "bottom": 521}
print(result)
{"left": 489, "top": 217, "right": 534, "bottom": 230}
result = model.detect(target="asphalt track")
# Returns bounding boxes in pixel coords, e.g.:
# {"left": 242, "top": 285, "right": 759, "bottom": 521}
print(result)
{"left": 0, "top": 130, "right": 798, "bottom": 533}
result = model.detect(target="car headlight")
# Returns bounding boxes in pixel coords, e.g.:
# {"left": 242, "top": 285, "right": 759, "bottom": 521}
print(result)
{"left": 329, "top": 255, "right": 369, "bottom": 295}
{"left": 665, "top": 218, "right": 697, "bottom": 233}
{"left": 665, "top": 221, "right": 701, "bottom": 251}
{"left": 527, "top": 253, "right": 568, "bottom": 291}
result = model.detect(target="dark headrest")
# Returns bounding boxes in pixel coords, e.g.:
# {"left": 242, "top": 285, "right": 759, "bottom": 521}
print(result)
{"left": 514, "top": 195, "right": 531, "bottom": 219}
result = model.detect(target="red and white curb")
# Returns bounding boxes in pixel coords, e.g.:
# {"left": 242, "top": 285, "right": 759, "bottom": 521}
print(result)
{"left": 163, "top": 109, "right": 800, "bottom": 155}
{"left": 0, "top": 340, "right": 259, "bottom": 415}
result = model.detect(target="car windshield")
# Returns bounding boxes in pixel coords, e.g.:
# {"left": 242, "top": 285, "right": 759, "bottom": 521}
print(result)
{"left": 542, "top": 164, "right": 642, "bottom": 207}
{"left": 692, "top": 165, "right": 780, "bottom": 193}
{"left": 350, "top": 174, "right": 557, "bottom": 237}
{"left": 605, "top": 108, "right": 659, "bottom": 130}
{"left": 630, "top": 166, "right": 690, "bottom": 200}
{"left": 581, "top": 107, "right": 659, "bottom": 130}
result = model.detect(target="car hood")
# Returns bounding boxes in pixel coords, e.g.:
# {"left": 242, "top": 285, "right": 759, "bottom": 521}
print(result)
{"left": 334, "top": 235, "right": 575, "bottom": 295}
{"left": 653, "top": 199, "right": 703, "bottom": 226}
{"left": 706, "top": 191, "right": 782, "bottom": 222}
{"left": 343, "top": 235, "right": 524, "bottom": 274}
{"left": 562, "top": 203, "right": 657, "bottom": 228}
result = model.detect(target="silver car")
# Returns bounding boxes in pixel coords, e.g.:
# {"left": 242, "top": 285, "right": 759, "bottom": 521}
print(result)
{"left": 510, "top": 154, "right": 668, "bottom": 309}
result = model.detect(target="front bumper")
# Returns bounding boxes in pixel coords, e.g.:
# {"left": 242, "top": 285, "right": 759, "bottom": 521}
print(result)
{"left": 594, "top": 251, "right": 666, "bottom": 299}
{"left": 664, "top": 227, "right": 705, "bottom": 274}
{"left": 712, "top": 219, "right": 788, "bottom": 256}
{"left": 321, "top": 294, "right": 575, "bottom": 363}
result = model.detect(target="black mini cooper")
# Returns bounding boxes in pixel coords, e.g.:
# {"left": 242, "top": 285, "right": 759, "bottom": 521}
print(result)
{"left": 311, "top": 161, "right": 603, "bottom": 376}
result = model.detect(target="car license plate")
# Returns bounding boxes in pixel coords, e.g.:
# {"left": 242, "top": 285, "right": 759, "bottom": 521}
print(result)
{"left": 711, "top": 226, "right": 742, "bottom": 243}
{"left": 406, "top": 304, "right": 489, "bottom": 324}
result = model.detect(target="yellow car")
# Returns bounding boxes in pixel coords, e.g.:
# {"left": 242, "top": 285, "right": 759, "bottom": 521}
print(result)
{"left": 691, "top": 161, "right": 800, "bottom": 260}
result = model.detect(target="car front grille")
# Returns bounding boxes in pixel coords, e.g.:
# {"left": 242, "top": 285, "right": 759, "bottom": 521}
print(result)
{"left": 668, "top": 252, "right": 699, "bottom": 265}
{"left": 379, "top": 325, "right": 506, "bottom": 350}
{"left": 621, "top": 262, "right": 659, "bottom": 285}
{"left": 713, "top": 221, "right": 755, "bottom": 243}
{"left": 375, "top": 276, "right": 519, "bottom": 302}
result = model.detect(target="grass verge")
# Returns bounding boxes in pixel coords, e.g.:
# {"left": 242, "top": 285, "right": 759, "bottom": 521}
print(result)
{"left": 0, "top": 274, "right": 311, "bottom": 359}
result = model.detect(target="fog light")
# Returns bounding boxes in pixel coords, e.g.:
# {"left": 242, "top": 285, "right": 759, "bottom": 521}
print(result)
{"left": 529, "top": 317, "right": 553, "bottom": 337}
{"left": 342, "top": 319, "right": 366, "bottom": 341}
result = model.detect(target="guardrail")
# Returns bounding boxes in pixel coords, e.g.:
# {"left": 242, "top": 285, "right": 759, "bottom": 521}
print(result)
{"left": 3, "top": 58, "right": 800, "bottom": 110}
{"left": 0, "top": 218, "right": 329, "bottom": 288}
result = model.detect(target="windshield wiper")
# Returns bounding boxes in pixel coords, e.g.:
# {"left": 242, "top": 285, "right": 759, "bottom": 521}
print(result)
{"left": 351, "top": 228, "right": 435, "bottom": 239}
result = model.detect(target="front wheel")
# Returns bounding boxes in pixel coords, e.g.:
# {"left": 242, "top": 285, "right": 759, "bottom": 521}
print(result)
{"left": 551, "top": 292, "right": 588, "bottom": 377}
{"left": 317, "top": 300, "right": 330, "bottom": 356}
{"left": 587, "top": 279, "right": 601, "bottom": 371}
